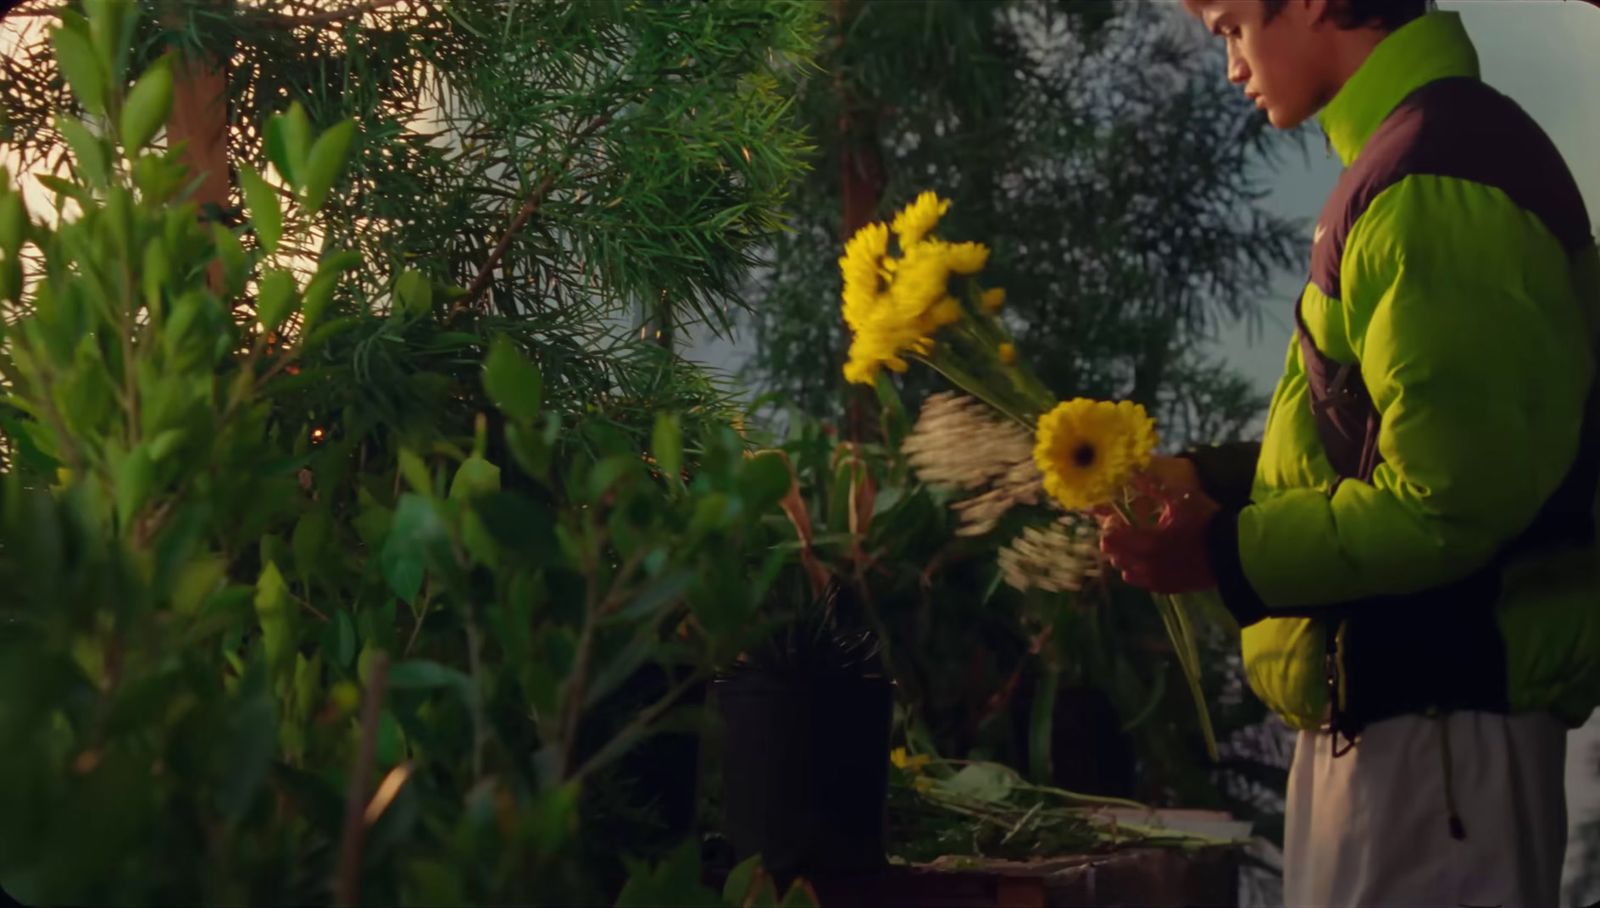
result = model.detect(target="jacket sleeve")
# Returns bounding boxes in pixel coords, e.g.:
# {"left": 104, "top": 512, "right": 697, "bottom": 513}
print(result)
{"left": 1179, "top": 442, "right": 1261, "bottom": 511}
{"left": 1206, "top": 175, "right": 1594, "bottom": 626}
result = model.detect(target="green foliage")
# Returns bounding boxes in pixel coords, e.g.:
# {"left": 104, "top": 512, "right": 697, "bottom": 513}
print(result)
{"left": 0, "top": 5, "right": 826, "bottom": 904}
{"left": 4, "top": 0, "right": 824, "bottom": 337}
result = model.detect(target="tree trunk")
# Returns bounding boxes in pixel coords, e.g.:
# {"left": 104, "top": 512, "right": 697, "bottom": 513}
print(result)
{"left": 832, "top": 0, "right": 885, "bottom": 440}
{"left": 165, "top": 47, "right": 231, "bottom": 296}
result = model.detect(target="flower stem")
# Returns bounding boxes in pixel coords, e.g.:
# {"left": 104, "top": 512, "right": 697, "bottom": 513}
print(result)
{"left": 1112, "top": 488, "right": 1218, "bottom": 762}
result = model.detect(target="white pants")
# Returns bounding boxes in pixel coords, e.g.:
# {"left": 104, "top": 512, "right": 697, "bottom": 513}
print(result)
{"left": 1284, "top": 711, "right": 1568, "bottom": 908}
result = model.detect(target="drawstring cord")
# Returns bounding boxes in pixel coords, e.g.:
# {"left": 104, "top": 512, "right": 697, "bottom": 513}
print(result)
{"left": 1439, "top": 713, "right": 1468, "bottom": 840}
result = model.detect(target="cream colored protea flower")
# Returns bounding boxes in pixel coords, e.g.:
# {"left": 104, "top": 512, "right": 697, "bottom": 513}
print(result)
{"left": 997, "top": 517, "right": 1103, "bottom": 594}
{"left": 903, "top": 393, "right": 1046, "bottom": 536}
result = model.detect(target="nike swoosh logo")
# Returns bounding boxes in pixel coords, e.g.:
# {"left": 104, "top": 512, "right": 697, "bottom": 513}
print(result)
{"left": 1313, "top": 224, "right": 1327, "bottom": 246}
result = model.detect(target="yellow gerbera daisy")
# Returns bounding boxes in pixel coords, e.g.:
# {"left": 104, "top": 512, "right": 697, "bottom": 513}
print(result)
{"left": 1033, "top": 399, "right": 1158, "bottom": 510}
{"left": 890, "top": 191, "right": 950, "bottom": 250}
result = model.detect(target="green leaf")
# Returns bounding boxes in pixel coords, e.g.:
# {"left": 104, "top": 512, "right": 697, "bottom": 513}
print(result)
{"left": 0, "top": 255, "right": 20, "bottom": 304}
{"left": 86, "top": 0, "right": 135, "bottom": 87}
{"left": 406, "top": 859, "right": 465, "bottom": 907}
{"left": 146, "top": 427, "right": 185, "bottom": 461}
{"left": 937, "top": 762, "right": 1017, "bottom": 803}
{"left": 615, "top": 840, "right": 721, "bottom": 908}
{"left": 527, "top": 782, "right": 580, "bottom": 857}
{"left": 587, "top": 454, "right": 635, "bottom": 501}
{"left": 218, "top": 685, "right": 277, "bottom": 823}
{"left": 387, "top": 659, "right": 471, "bottom": 695}
{"left": 394, "top": 268, "right": 431, "bottom": 319}
{"left": 35, "top": 174, "right": 88, "bottom": 206}
{"left": 113, "top": 444, "right": 155, "bottom": 527}
{"left": 291, "top": 508, "right": 331, "bottom": 578}
{"left": 170, "top": 554, "right": 226, "bottom": 616}
{"left": 779, "top": 880, "right": 820, "bottom": 908}
{"left": 50, "top": 18, "right": 108, "bottom": 114}
{"left": 119, "top": 61, "right": 173, "bottom": 154}
{"left": 212, "top": 224, "right": 248, "bottom": 294}
{"left": 737, "top": 450, "right": 792, "bottom": 512}
{"left": 379, "top": 494, "right": 444, "bottom": 605}
{"left": 448, "top": 455, "right": 500, "bottom": 501}
{"left": 292, "top": 652, "right": 322, "bottom": 719}
{"left": 397, "top": 448, "right": 431, "bottom": 495}
{"left": 0, "top": 193, "right": 26, "bottom": 256}
{"left": 607, "top": 569, "right": 694, "bottom": 624}
{"left": 254, "top": 562, "right": 296, "bottom": 676}
{"left": 651, "top": 412, "right": 682, "bottom": 482}
{"left": 132, "top": 151, "right": 185, "bottom": 202}
{"left": 376, "top": 709, "right": 404, "bottom": 768}
{"left": 300, "top": 271, "right": 338, "bottom": 330}
{"left": 239, "top": 167, "right": 281, "bottom": 254}
{"left": 722, "top": 855, "right": 764, "bottom": 906}
{"left": 263, "top": 103, "right": 311, "bottom": 187}
{"left": 300, "top": 120, "right": 356, "bottom": 214}
{"left": 482, "top": 336, "right": 543, "bottom": 423}
{"left": 333, "top": 608, "right": 356, "bottom": 668}
{"left": 141, "top": 237, "right": 169, "bottom": 309}
{"left": 505, "top": 418, "right": 554, "bottom": 482}
{"left": 56, "top": 116, "right": 110, "bottom": 188}
{"left": 256, "top": 268, "right": 298, "bottom": 331}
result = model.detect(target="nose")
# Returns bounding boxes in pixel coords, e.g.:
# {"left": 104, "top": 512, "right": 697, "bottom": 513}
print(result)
{"left": 1225, "top": 41, "right": 1249, "bottom": 85}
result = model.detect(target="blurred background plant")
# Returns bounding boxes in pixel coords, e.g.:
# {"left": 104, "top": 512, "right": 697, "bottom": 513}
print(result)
{"left": 0, "top": 0, "right": 826, "bottom": 904}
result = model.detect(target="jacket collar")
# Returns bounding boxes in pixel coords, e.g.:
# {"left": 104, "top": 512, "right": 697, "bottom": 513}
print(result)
{"left": 1318, "top": 12, "right": 1480, "bottom": 167}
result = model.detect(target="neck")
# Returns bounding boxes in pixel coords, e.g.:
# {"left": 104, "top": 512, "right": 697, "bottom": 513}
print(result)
{"left": 1317, "top": 26, "right": 1391, "bottom": 109}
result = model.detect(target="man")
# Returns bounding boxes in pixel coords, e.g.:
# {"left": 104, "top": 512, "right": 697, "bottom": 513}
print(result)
{"left": 1100, "top": 1, "right": 1600, "bottom": 905}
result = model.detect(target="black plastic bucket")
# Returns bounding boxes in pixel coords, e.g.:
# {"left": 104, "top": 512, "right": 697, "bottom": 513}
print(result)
{"left": 714, "top": 672, "right": 892, "bottom": 881}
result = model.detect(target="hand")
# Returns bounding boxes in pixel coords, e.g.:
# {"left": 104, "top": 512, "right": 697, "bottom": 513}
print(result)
{"left": 1144, "top": 455, "right": 1203, "bottom": 496}
{"left": 1088, "top": 456, "right": 1202, "bottom": 528}
{"left": 1097, "top": 478, "right": 1222, "bottom": 595}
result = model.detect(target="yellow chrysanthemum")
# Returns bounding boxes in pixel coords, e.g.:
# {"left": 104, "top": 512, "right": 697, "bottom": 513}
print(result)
{"left": 998, "top": 342, "right": 1016, "bottom": 365}
{"left": 981, "top": 287, "right": 1006, "bottom": 313}
{"left": 837, "top": 198, "right": 990, "bottom": 386}
{"left": 1033, "top": 399, "right": 1158, "bottom": 510}
{"left": 891, "top": 191, "right": 950, "bottom": 250}
{"left": 891, "top": 241, "right": 985, "bottom": 327}
{"left": 942, "top": 241, "right": 989, "bottom": 275}
{"left": 839, "top": 222, "right": 890, "bottom": 331}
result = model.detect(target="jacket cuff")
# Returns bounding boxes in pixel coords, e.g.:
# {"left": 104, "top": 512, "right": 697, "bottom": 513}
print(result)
{"left": 1177, "top": 442, "right": 1261, "bottom": 512}
{"left": 1204, "top": 505, "right": 1268, "bottom": 628}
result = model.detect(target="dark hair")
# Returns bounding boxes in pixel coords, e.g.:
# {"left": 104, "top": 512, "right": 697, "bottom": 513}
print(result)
{"left": 1263, "top": 0, "right": 1433, "bottom": 31}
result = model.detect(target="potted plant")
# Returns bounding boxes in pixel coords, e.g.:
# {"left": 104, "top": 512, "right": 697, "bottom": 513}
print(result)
{"left": 714, "top": 577, "right": 892, "bottom": 882}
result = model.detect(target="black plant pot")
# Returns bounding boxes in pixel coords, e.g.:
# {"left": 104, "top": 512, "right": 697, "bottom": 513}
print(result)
{"left": 714, "top": 671, "right": 892, "bottom": 881}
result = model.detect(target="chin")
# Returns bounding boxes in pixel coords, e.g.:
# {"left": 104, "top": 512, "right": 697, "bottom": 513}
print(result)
{"left": 1264, "top": 105, "right": 1314, "bottom": 130}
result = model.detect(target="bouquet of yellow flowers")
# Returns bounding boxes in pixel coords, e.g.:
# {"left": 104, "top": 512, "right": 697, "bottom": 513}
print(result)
{"left": 841, "top": 191, "right": 1217, "bottom": 761}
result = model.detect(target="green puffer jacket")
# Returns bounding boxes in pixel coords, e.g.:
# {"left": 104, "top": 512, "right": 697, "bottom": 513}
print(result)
{"left": 1188, "top": 12, "right": 1600, "bottom": 732}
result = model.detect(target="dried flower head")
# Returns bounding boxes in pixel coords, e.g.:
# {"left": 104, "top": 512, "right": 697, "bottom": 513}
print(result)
{"left": 903, "top": 393, "right": 1046, "bottom": 536}
{"left": 997, "top": 517, "right": 1103, "bottom": 594}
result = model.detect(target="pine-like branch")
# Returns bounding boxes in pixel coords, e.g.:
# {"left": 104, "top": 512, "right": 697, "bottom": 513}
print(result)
{"left": 450, "top": 108, "right": 616, "bottom": 318}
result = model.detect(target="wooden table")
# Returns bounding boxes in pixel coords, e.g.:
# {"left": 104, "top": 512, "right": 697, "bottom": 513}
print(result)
{"left": 803, "top": 846, "right": 1242, "bottom": 908}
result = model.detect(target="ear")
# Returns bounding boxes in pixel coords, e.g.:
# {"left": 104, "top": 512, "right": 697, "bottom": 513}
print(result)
{"left": 1304, "top": 0, "right": 1335, "bottom": 27}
